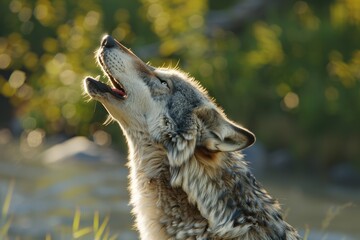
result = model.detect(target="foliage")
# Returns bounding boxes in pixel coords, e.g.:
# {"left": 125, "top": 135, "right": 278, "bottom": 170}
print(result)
{"left": 0, "top": 0, "right": 359, "bottom": 169}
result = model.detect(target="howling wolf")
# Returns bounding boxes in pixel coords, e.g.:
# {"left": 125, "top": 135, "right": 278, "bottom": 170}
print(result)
{"left": 83, "top": 35, "right": 301, "bottom": 240}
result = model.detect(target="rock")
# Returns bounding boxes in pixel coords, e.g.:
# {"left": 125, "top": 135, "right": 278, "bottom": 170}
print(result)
{"left": 41, "top": 136, "right": 124, "bottom": 164}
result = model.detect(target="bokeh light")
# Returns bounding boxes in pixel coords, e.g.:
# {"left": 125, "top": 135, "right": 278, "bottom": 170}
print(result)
{"left": 283, "top": 92, "right": 300, "bottom": 110}
{"left": 26, "top": 128, "right": 45, "bottom": 148}
{"left": 8, "top": 70, "right": 26, "bottom": 89}
{"left": 0, "top": 0, "right": 359, "bottom": 239}
{"left": 93, "top": 130, "right": 112, "bottom": 146}
{"left": 0, "top": 53, "right": 11, "bottom": 69}
{"left": 0, "top": 0, "right": 359, "bottom": 173}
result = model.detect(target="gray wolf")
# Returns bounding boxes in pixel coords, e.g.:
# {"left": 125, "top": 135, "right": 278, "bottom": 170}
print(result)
{"left": 83, "top": 35, "right": 301, "bottom": 240}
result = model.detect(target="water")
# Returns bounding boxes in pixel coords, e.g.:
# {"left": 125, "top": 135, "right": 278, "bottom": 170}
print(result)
{"left": 0, "top": 141, "right": 136, "bottom": 239}
{"left": 0, "top": 141, "right": 359, "bottom": 240}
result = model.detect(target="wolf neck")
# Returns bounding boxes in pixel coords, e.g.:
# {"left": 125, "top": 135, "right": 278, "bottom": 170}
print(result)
{"left": 123, "top": 128, "right": 298, "bottom": 239}
{"left": 123, "top": 127, "right": 172, "bottom": 240}
{"left": 123, "top": 127, "right": 167, "bottom": 177}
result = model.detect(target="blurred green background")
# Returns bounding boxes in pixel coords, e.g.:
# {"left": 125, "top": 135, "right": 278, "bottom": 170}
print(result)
{"left": 0, "top": 0, "right": 360, "bottom": 239}
{"left": 1, "top": 0, "right": 360, "bottom": 171}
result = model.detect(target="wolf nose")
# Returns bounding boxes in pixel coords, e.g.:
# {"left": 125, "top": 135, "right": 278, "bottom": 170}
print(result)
{"left": 101, "top": 35, "right": 116, "bottom": 48}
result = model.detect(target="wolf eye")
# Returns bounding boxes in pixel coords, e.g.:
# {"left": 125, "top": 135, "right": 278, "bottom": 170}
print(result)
{"left": 158, "top": 78, "right": 169, "bottom": 88}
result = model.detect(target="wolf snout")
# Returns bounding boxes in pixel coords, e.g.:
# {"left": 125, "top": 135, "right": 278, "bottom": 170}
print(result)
{"left": 100, "top": 35, "right": 136, "bottom": 58}
{"left": 101, "top": 35, "right": 116, "bottom": 48}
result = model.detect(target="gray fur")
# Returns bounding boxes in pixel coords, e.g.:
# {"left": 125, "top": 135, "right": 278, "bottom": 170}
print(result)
{"left": 84, "top": 35, "right": 301, "bottom": 240}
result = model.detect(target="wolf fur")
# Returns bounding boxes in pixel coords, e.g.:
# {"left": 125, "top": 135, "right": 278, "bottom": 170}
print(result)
{"left": 84, "top": 35, "right": 301, "bottom": 240}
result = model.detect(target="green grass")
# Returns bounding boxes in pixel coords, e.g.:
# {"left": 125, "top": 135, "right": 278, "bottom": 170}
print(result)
{"left": 0, "top": 181, "right": 118, "bottom": 240}
{"left": 0, "top": 181, "right": 355, "bottom": 240}
{"left": 0, "top": 180, "right": 14, "bottom": 239}
{"left": 71, "top": 208, "right": 118, "bottom": 240}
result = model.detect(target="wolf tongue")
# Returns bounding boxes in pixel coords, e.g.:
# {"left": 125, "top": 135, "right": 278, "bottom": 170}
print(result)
{"left": 112, "top": 88, "right": 125, "bottom": 96}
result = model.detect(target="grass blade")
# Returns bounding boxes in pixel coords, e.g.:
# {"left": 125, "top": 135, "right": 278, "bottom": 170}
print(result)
{"left": 0, "top": 218, "right": 12, "bottom": 237}
{"left": 321, "top": 202, "right": 353, "bottom": 230}
{"left": 303, "top": 224, "right": 310, "bottom": 240}
{"left": 72, "top": 207, "right": 81, "bottom": 232}
{"left": 93, "top": 210, "right": 99, "bottom": 232}
{"left": 2, "top": 180, "right": 15, "bottom": 219}
{"left": 102, "top": 227, "right": 110, "bottom": 240}
{"left": 95, "top": 215, "right": 109, "bottom": 240}
{"left": 73, "top": 227, "right": 93, "bottom": 239}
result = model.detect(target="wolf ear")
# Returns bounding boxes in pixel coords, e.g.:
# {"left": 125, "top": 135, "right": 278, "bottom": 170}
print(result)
{"left": 195, "top": 108, "right": 255, "bottom": 152}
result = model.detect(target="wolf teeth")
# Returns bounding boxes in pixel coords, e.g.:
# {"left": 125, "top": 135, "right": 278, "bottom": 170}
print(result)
{"left": 95, "top": 75, "right": 101, "bottom": 81}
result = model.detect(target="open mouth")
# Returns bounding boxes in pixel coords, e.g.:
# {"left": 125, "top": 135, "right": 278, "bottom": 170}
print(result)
{"left": 85, "top": 35, "right": 134, "bottom": 100}
{"left": 85, "top": 74, "right": 127, "bottom": 100}
{"left": 106, "top": 71, "right": 127, "bottom": 98}
{"left": 85, "top": 54, "right": 128, "bottom": 100}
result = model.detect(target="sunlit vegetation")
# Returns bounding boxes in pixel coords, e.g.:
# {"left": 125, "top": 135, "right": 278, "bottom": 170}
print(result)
{"left": 0, "top": 0, "right": 359, "bottom": 169}
{"left": 0, "top": 181, "right": 354, "bottom": 239}
{"left": 0, "top": 181, "right": 14, "bottom": 238}
{"left": 71, "top": 208, "right": 118, "bottom": 240}
{"left": 0, "top": 181, "right": 118, "bottom": 239}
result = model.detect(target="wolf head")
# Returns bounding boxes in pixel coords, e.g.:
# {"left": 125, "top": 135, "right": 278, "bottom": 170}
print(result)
{"left": 84, "top": 35, "right": 255, "bottom": 166}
